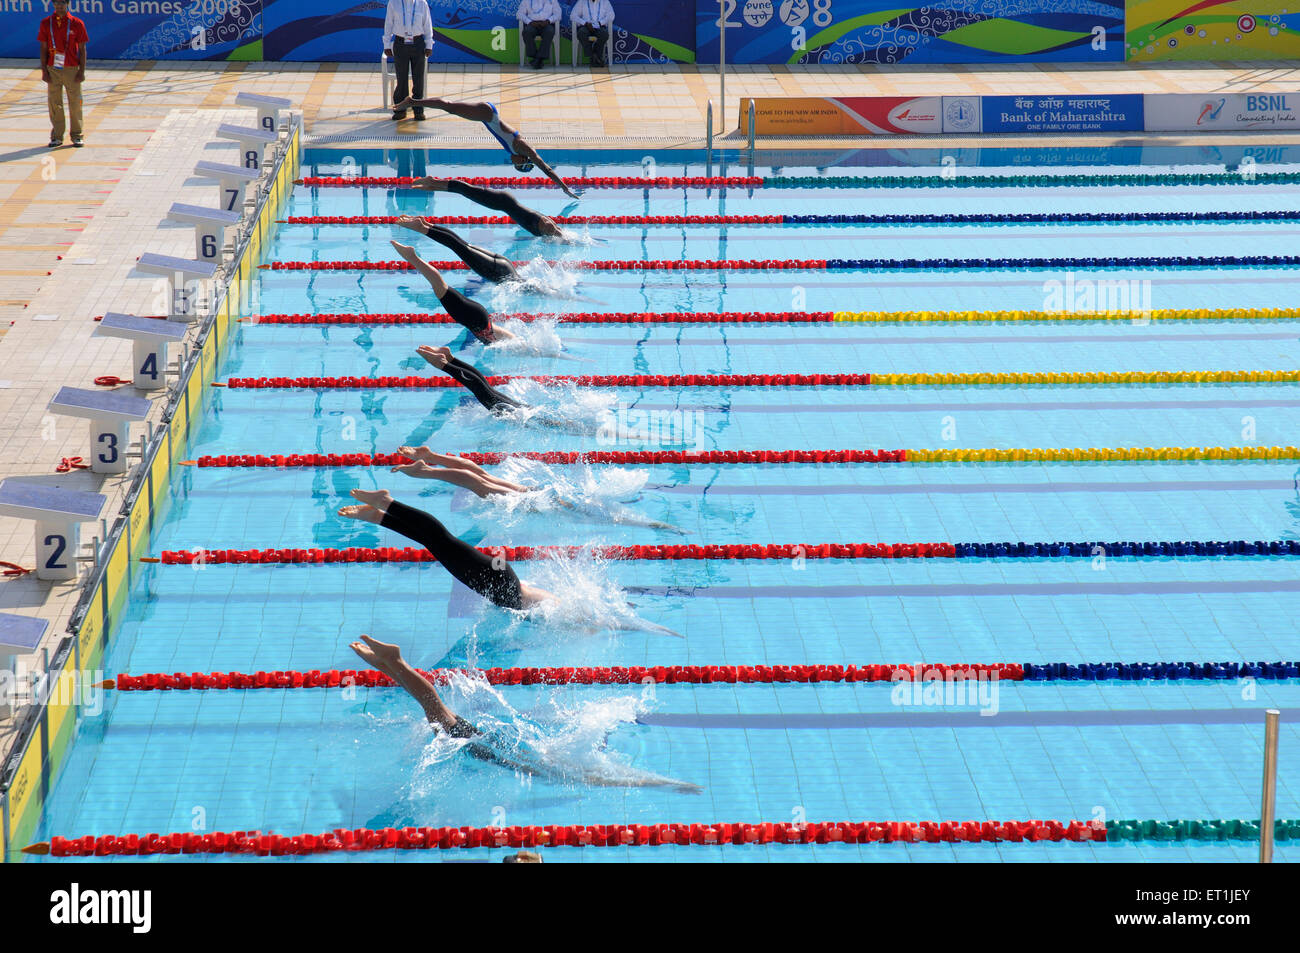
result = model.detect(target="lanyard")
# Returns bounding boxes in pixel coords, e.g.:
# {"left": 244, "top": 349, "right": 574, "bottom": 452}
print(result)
{"left": 54, "top": 15, "right": 70, "bottom": 51}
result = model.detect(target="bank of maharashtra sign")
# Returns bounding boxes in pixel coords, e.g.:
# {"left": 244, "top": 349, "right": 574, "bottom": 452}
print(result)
{"left": 1145, "top": 93, "right": 1300, "bottom": 131}
{"left": 981, "top": 95, "right": 1144, "bottom": 133}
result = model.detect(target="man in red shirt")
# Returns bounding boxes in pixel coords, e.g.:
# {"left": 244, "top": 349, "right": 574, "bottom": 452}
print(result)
{"left": 39, "top": 0, "right": 89, "bottom": 148}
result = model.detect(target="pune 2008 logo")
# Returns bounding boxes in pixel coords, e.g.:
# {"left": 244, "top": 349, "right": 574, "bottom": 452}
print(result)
{"left": 744, "top": 0, "right": 774, "bottom": 27}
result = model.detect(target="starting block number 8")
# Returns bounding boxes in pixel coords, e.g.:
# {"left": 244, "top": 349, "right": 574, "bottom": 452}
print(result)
{"left": 244, "top": 148, "right": 261, "bottom": 171}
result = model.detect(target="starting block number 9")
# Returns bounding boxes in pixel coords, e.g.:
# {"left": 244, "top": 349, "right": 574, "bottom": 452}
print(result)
{"left": 261, "top": 115, "right": 275, "bottom": 133}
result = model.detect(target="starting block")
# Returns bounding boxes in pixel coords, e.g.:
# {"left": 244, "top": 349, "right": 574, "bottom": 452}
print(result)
{"left": 136, "top": 252, "right": 218, "bottom": 322}
{"left": 47, "top": 386, "right": 152, "bottom": 476}
{"left": 167, "top": 202, "right": 240, "bottom": 265}
{"left": 0, "top": 613, "right": 49, "bottom": 718}
{"left": 235, "top": 91, "right": 293, "bottom": 136}
{"left": 93, "top": 312, "right": 187, "bottom": 392}
{"left": 0, "top": 481, "right": 106, "bottom": 582}
{"left": 216, "top": 122, "right": 277, "bottom": 173}
{"left": 195, "top": 160, "right": 260, "bottom": 215}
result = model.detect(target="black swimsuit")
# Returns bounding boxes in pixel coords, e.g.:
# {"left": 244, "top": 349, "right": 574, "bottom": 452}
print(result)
{"left": 424, "top": 223, "right": 518, "bottom": 283}
{"left": 379, "top": 499, "right": 525, "bottom": 610}
{"left": 446, "top": 715, "right": 506, "bottom": 765}
{"left": 436, "top": 285, "right": 496, "bottom": 343}
{"left": 439, "top": 355, "right": 526, "bottom": 414}
{"left": 445, "top": 179, "right": 552, "bottom": 238}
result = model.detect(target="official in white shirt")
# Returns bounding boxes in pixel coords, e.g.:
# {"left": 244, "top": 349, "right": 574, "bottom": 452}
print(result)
{"left": 518, "top": 0, "right": 560, "bottom": 69}
{"left": 572, "top": 0, "right": 615, "bottom": 67}
{"left": 384, "top": 0, "right": 433, "bottom": 120}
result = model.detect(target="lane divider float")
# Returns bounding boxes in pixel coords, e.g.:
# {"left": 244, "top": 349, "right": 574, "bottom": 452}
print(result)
{"left": 215, "top": 370, "right": 1300, "bottom": 390}
{"left": 182, "top": 446, "right": 1300, "bottom": 468}
{"left": 296, "top": 175, "right": 763, "bottom": 189}
{"left": 260, "top": 254, "right": 1300, "bottom": 273}
{"left": 96, "top": 659, "right": 1300, "bottom": 692}
{"left": 294, "top": 170, "right": 1300, "bottom": 190}
{"left": 145, "top": 538, "right": 1300, "bottom": 565}
{"left": 29, "top": 818, "right": 1300, "bottom": 855}
{"left": 242, "top": 307, "right": 1300, "bottom": 326}
{"left": 279, "top": 210, "right": 1300, "bottom": 227}
{"left": 28, "top": 818, "right": 1112, "bottom": 855}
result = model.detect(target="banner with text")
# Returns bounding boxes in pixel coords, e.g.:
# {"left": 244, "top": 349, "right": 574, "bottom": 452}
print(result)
{"left": 697, "top": 0, "right": 1125, "bottom": 65}
{"left": 0, "top": 0, "right": 264, "bottom": 62}
{"left": 1143, "top": 92, "right": 1300, "bottom": 131}
{"left": 981, "top": 93, "right": 1144, "bottom": 133}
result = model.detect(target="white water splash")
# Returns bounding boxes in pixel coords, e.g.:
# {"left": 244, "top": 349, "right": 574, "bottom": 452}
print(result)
{"left": 489, "top": 254, "right": 582, "bottom": 305}
{"left": 402, "top": 671, "right": 702, "bottom": 794}
{"left": 485, "top": 457, "right": 687, "bottom": 534}
{"left": 523, "top": 547, "right": 682, "bottom": 639}
{"left": 489, "top": 315, "right": 565, "bottom": 357}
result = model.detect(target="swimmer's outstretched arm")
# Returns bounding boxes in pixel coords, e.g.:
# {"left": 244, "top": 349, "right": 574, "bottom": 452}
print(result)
{"left": 350, "top": 635, "right": 460, "bottom": 733}
{"left": 513, "top": 140, "right": 579, "bottom": 200}
{"left": 611, "top": 617, "right": 684, "bottom": 639}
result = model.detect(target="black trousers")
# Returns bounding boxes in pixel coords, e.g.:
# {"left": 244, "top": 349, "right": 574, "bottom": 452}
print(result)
{"left": 392, "top": 36, "right": 427, "bottom": 111}
{"left": 521, "top": 21, "right": 555, "bottom": 64}
{"left": 576, "top": 24, "right": 610, "bottom": 65}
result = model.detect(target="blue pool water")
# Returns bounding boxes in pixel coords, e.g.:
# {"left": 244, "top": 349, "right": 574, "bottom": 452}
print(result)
{"left": 33, "top": 148, "right": 1300, "bottom": 862}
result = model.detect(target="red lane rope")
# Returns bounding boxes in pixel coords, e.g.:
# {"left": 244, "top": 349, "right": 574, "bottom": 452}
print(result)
{"left": 218, "top": 373, "right": 871, "bottom": 390}
{"left": 280, "top": 214, "right": 785, "bottom": 226}
{"left": 152, "top": 542, "right": 955, "bottom": 565}
{"left": 55, "top": 456, "right": 91, "bottom": 473}
{"left": 32, "top": 818, "right": 1102, "bottom": 855}
{"left": 188, "top": 450, "right": 906, "bottom": 467}
{"left": 295, "top": 175, "right": 764, "bottom": 189}
{"left": 1, "top": 560, "right": 32, "bottom": 577}
{"left": 107, "top": 663, "right": 1019, "bottom": 692}
{"left": 262, "top": 259, "right": 826, "bottom": 272}
{"left": 247, "top": 311, "right": 833, "bottom": 326}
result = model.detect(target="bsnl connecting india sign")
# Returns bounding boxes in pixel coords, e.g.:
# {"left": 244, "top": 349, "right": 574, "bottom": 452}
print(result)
{"left": 739, "top": 92, "right": 1300, "bottom": 135}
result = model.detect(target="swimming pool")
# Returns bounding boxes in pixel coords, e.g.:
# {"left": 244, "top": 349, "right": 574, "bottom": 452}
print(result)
{"left": 32, "top": 146, "right": 1300, "bottom": 861}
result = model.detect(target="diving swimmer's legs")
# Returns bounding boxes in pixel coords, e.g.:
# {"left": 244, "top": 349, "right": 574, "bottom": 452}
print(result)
{"left": 339, "top": 490, "right": 553, "bottom": 609}
{"left": 390, "top": 237, "right": 516, "bottom": 341}
{"left": 350, "top": 635, "right": 458, "bottom": 730}
{"left": 417, "top": 345, "right": 526, "bottom": 414}
{"left": 394, "top": 447, "right": 531, "bottom": 496}
{"left": 408, "top": 221, "right": 517, "bottom": 284}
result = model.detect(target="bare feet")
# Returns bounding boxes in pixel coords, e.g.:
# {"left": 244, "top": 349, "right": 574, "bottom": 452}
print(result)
{"left": 411, "top": 176, "right": 448, "bottom": 192}
{"left": 338, "top": 503, "right": 383, "bottom": 524}
{"left": 349, "top": 487, "right": 394, "bottom": 510}
{"left": 398, "top": 444, "right": 438, "bottom": 464}
{"left": 416, "top": 344, "right": 451, "bottom": 369}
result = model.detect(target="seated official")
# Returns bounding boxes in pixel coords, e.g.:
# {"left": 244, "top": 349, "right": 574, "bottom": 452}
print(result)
{"left": 572, "top": 0, "right": 614, "bottom": 67}
{"left": 518, "top": 0, "right": 560, "bottom": 69}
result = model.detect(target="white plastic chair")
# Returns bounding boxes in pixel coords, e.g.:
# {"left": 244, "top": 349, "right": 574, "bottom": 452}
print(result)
{"left": 571, "top": 19, "right": 615, "bottom": 66}
{"left": 518, "top": 18, "right": 561, "bottom": 66}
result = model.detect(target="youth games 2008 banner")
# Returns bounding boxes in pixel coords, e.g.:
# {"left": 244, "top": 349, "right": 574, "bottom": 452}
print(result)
{"left": 696, "top": 0, "right": 1125, "bottom": 64}
{"left": 0, "top": 0, "right": 264, "bottom": 61}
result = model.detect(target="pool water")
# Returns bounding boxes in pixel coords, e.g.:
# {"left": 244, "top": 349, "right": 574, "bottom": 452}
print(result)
{"left": 35, "top": 149, "right": 1300, "bottom": 862}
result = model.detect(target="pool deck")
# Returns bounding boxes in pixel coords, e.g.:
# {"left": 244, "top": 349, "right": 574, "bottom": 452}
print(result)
{"left": 2, "top": 56, "right": 1300, "bottom": 761}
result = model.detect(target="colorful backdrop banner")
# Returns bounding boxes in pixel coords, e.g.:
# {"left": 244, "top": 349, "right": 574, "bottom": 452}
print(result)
{"left": 262, "top": 0, "right": 693, "bottom": 63}
{"left": 696, "top": 0, "right": 1125, "bottom": 64}
{"left": 1126, "top": 0, "right": 1300, "bottom": 61}
{"left": 0, "top": 0, "right": 264, "bottom": 62}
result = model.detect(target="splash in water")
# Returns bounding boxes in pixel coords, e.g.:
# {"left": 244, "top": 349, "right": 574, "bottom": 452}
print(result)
{"left": 401, "top": 671, "right": 702, "bottom": 794}
{"left": 484, "top": 457, "right": 687, "bottom": 534}
{"left": 489, "top": 254, "right": 583, "bottom": 305}
{"left": 488, "top": 315, "right": 566, "bottom": 358}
